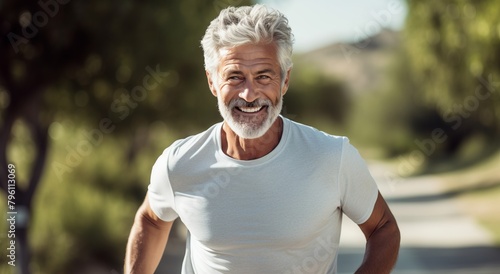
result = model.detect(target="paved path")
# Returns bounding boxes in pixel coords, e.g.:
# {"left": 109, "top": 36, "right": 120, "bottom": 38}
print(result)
{"left": 155, "top": 162, "right": 500, "bottom": 273}
{"left": 337, "top": 162, "right": 500, "bottom": 274}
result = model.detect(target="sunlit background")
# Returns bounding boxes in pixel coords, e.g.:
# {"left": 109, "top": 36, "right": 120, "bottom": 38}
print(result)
{"left": 262, "top": 0, "right": 407, "bottom": 52}
{"left": 1, "top": 0, "right": 499, "bottom": 273}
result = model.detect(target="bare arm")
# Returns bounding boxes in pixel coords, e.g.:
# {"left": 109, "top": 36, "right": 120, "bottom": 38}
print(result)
{"left": 356, "top": 192, "right": 400, "bottom": 274}
{"left": 124, "top": 194, "right": 174, "bottom": 274}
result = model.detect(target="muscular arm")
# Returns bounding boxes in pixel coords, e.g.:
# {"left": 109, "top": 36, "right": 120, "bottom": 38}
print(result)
{"left": 124, "top": 194, "right": 174, "bottom": 274}
{"left": 356, "top": 192, "right": 400, "bottom": 274}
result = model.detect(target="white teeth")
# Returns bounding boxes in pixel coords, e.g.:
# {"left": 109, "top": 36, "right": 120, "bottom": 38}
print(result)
{"left": 239, "top": 106, "right": 262, "bottom": 113}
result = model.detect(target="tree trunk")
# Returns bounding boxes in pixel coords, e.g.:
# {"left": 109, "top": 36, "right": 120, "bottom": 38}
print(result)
{"left": 16, "top": 219, "right": 31, "bottom": 274}
{"left": 1, "top": 99, "right": 49, "bottom": 274}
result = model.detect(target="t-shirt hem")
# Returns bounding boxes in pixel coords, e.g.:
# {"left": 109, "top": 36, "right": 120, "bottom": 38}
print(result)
{"left": 147, "top": 191, "right": 178, "bottom": 222}
{"left": 354, "top": 190, "right": 379, "bottom": 225}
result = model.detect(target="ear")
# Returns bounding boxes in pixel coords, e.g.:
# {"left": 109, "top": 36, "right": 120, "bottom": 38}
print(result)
{"left": 206, "top": 70, "right": 217, "bottom": 97}
{"left": 281, "top": 69, "right": 292, "bottom": 96}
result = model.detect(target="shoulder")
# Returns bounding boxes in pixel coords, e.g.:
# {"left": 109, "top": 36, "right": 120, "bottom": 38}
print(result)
{"left": 285, "top": 117, "right": 348, "bottom": 153}
{"left": 169, "top": 123, "right": 219, "bottom": 153}
{"left": 159, "top": 123, "right": 221, "bottom": 167}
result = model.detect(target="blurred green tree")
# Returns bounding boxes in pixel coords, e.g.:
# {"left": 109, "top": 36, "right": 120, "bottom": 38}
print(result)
{"left": 388, "top": 0, "right": 500, "bottom": 156}
{"left": 285, "top": 64, "right": 350, "bottom": 130}
{"left": 0, "top": 0, "right": 251, "bottom": 273}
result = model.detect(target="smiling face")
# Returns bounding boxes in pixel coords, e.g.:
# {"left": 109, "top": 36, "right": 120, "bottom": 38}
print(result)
{"left": 207, "top": 43, "right": 291, "bottom": 139}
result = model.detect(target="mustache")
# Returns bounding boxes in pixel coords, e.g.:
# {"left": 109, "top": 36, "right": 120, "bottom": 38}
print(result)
{"left": 229, "top": 98, "right": 271, "bottom": 108}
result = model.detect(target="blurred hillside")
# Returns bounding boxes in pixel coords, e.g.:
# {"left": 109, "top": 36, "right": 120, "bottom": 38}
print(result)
{"left": 294, "top": 2, "right": 500, "bottom": 172}
{"left": 291, "top": 29, "right": 404, "bottom": 156}
{"left": 296, "top": 29, "right": 400, "bottom": 96}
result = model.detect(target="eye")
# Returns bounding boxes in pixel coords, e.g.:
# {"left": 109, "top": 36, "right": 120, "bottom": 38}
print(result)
{"left": 227, "top": 75, "right": 244, "bottom": 85}
{"left": 256, "top": 75, "right": 273, "bottom": 84}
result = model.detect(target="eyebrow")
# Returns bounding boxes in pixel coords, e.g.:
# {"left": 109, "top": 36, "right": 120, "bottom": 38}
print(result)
{"left": 223, "top": 68, "right": 277, "bottom": 77}
{"left": 256, "top": 69, "right": 277, "bottom": 75}
{"left": 225, "top": 70, "right": 244, "bottom": 76}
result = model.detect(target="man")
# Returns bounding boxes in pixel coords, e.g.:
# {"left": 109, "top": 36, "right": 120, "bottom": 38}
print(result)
{"left": 125, "top": 4, "right": 400, "bottom": 274}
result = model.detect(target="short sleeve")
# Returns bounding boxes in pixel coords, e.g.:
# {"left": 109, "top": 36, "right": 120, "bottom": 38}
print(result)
{"left": 148, "top": 148, "right": 179, "bottom": 222}
{"left": 338, "top": 138, "right": 378, "bottom": 224}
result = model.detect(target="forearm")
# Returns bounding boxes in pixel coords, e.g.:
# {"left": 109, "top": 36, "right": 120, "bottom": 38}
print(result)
{"left": 124, "top": 209, "right": 172, "bottom": 274}
{"left": 356, "top": 219, "right": 400, "bottom": 274}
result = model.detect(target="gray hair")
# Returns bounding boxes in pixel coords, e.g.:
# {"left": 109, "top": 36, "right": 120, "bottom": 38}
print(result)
{"left": 201, "top": 4, "right": 294, "bottom": 81}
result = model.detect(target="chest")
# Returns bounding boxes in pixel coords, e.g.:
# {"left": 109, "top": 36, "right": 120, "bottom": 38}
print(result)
{"left": 174, "top": 164, "right": 340, "bottom": 250}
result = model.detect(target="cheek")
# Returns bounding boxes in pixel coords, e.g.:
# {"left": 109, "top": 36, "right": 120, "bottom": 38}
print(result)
{"left": 217, "top": 85, "right": 236, "bottom": 104}
{"left": 265, "top": 83, "right": 283, "bottom": 101}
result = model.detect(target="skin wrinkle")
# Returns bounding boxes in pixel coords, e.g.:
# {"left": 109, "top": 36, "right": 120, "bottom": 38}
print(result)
{"left": 208, "top": 43, "right": 290, "bottom": 151}
{"left": 139, "top": 209, "right": 166, "bottom": 231}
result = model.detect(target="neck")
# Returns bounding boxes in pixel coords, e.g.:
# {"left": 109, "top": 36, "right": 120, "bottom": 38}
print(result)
{"left": 221, "top": 117, "right": 283, "bottom": 160}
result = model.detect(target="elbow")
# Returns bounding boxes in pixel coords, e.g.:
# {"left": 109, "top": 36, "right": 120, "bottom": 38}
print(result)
{"left": 387, "top": 217, "right": 401, "bottom": 249}
{"left": 393, "top": 220, "right": 401, "bottom": 246}
{"left": 389, "top": 219, "right": 401, "bottom": 258}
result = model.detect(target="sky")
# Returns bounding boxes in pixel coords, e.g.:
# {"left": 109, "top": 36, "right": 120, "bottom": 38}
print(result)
{"left": 258, "top": 0, "right": 408, "bottom": 52}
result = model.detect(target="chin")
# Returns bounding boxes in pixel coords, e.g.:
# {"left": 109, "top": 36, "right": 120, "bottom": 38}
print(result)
{"left": 227, "top": 114, "right": 274, "bottom": 139}
{"left": 218, "top": 96, "right": 283, "bottom": 139}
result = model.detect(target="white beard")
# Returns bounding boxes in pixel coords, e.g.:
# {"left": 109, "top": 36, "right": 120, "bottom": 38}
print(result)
{"left": 217, "top": 95, "right": 283, "bottom": 139}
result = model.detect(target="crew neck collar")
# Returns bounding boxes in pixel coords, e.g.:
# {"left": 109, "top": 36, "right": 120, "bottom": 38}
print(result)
{"left": 215, "top": 116, "right": 290, "bottom": 166}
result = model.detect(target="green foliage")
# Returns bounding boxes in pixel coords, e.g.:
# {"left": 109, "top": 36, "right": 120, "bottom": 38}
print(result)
{"left": 347, "top": 85, "right": 415, "bottom": 158}
{"left": 1, "top": 0, "right": 254, "bottom": 131}
{"left": 398, "top": 0, "right": 500, "bottom": 149}
{"left": 31, "top": 176, "right": 136, "bottom": 272}
{"left": 285, "top": 62, "right": 350, "bottom": 134}
{"left": 31, "top": 118, "right": 178, "bottom": 273}
{"left": 363, "top": 0, "right": 500, "bottom": 160}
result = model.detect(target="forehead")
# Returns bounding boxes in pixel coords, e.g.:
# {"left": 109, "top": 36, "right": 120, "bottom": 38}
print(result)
{"left": 218, "top": 43, "right": 280, "bottom": 73}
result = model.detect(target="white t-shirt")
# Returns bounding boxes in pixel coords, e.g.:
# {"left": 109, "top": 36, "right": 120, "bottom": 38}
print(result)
{"left": 148, "top": 117, "right": 378, "bottom": 274}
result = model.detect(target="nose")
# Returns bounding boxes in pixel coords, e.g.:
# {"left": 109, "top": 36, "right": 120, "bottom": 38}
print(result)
{"left": 238, "top": 80, "right": 259, "bottom": 102}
